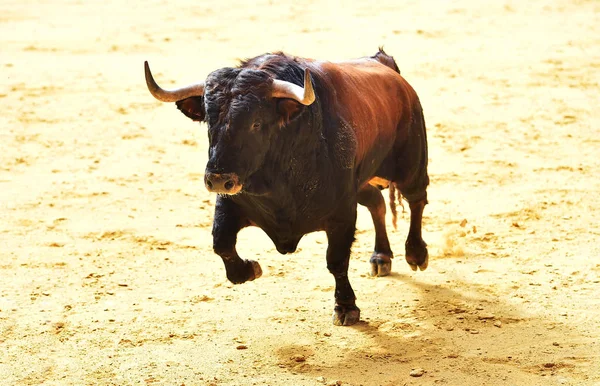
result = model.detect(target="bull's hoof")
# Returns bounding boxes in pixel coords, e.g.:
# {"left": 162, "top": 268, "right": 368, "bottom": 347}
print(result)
{"left": 332, "top": 304, "right": 361, "bottom": 326}
{"left": 406, "top": 239, "right": 429, "bottom": 272}
{"left": 247, "top": 259, "right": 262, "bottom": 280}
{"left": 227, "top": 259, "right": 262, "bottom": 284}
{"left": 406, "top": 256, "right": 428, "bottom": 271}
{"left": 369, "top": 252, "right": 392, "bottom": 277}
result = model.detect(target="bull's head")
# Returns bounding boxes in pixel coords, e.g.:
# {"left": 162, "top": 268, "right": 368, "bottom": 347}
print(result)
{"left": 144, "top": 61, "right": 315, "bottom": 195}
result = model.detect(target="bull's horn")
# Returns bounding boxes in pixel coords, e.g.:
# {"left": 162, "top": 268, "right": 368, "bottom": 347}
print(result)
{"left": 272, "top": 68, "right": 315, "bottom": 106}
{"left": 144, "top": 61, "right": 205, "bottom": 102}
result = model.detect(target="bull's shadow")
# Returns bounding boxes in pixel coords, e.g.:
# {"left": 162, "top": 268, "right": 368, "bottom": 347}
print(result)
{"left": 272, "top": 269, "right": 538, "bottom": 386}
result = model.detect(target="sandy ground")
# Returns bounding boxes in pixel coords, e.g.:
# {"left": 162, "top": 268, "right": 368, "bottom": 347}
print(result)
{"left": 1, "top": 0, "right": 600, "bottom": 385}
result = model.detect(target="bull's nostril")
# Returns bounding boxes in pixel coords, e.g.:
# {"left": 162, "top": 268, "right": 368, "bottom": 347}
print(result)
{"left": 224, "top": 180, "right": 234, "bottom": 191}
{"left": 206, "top": 179, "right": 213, "bottom": 189}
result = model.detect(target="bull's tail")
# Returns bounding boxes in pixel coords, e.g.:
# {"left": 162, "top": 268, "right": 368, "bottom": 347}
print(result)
{"left": 371, "top": 47, "right": 401, "bottom": 74}
{"left": 388, "top": 182, "right": 405, "bottom": 230}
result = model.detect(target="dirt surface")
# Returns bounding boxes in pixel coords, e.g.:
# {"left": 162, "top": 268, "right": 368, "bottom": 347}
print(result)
{"left": 2, "top": 0, "right": 600, "bottom": 385}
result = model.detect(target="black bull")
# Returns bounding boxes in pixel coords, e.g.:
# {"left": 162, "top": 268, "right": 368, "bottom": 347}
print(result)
{"left": 144, "top": 49, "right": 429, "bottom": 326}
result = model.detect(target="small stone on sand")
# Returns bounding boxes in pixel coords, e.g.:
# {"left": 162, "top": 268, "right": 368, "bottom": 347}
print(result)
{"left": 292, "top": 354, "right": 306, "bottom": 362}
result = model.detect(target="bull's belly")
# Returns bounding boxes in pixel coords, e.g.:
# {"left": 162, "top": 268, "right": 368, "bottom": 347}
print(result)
{"left": 360, "top": 142, "right": 397, "bottom": 189}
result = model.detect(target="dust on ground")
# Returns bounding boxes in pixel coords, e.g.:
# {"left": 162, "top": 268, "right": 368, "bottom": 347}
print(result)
{"left": 1, "top": 0, "right": 599, "bottom": 385}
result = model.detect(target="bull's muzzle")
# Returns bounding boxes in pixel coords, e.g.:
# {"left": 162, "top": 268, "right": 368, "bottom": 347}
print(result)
{"left": 204, "top": 172, "right": 242, "bottom": 195}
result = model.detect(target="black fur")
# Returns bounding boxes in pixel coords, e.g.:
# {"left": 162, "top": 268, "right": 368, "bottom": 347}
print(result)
{"left": 169, "top": 51, "right": 429, "bottom": 326}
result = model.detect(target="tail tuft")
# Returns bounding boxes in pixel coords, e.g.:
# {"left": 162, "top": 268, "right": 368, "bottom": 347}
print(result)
{"left": 388, "top": 183, "right": 405, "bottom": 230}
{"left": 389, "top": 183, "right": 398, "bottom": 230}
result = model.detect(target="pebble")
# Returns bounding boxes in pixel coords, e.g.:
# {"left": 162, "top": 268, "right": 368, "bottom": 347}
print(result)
{"left": 445, "top": 326, "right": 455, "bottom": 331}
{"left": 553, "top": 342, "right": 560, "bottom": 347}
{"left": 292, "top": 354, "right": 306, "bottom": 362}
{"left": 478, "top": 313, "right": 495, "bottom": 320}
{"left": 327, "top": 380, "right": 342, "bottom": 386}
{"left": 410, "top": 368, "right": 425, "bottom": 377}
{"left": 494, "top": 320, "right": 502, "bottom": 328}
{"left": 323, "top": 332, "right": 332, "bottom": 337}
{"left": 316, "top": 376, "right": 326, "bottom": 384}
{"left": 470, "top": 329, "right": 479, "bottom": 334}
{"left": 236, "top": 345, "right": 248, "bottom": 350}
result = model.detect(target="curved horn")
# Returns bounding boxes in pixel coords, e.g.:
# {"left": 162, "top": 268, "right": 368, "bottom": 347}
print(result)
{"left": 272, "top": 68, "right": 315, "bottom": 106}
{"left": 144, "top": 61, "right": 205, "bottom": 103}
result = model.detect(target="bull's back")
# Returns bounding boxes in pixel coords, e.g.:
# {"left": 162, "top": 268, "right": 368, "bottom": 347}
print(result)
{"left": 316, "top": 59, "right": 418, "bottom": 185}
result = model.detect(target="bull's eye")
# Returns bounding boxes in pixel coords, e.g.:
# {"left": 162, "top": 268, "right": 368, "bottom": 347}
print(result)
{"left": 252, "top": 121, "right": 262, "bottom": 130}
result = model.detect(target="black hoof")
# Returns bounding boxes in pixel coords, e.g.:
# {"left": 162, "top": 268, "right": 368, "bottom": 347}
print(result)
{"left": 249, "top": 259, "right": 263, "bottom": 279}
{"left": 226, "top": 259, "right": 262, "bottom": 284}
{"left": 332, "top": 304, "right": 361, "bottom": 326}
{"left": 406, "top": 239, "right": 429, "bottom": 271}
{"left": 369, "top": 252, "right": 392, "bottom": 277}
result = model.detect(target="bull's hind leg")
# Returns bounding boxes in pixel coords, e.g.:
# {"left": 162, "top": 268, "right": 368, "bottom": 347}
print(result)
{"left": 394, "top": 104, "right": 429, "bottom": 271}
{"left": 404, "top": 197, "right": 428, "bottom": 271}
{"left": 358, "top": 185, "right": 393, "bottom": 277}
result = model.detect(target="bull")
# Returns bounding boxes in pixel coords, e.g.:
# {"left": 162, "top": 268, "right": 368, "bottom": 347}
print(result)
{"left": 144, "top": 49, "right": 429, "bottom": 326}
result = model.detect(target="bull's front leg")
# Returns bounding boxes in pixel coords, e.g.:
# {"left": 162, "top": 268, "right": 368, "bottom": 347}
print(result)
{"left": 212, "top": 196, "right": 262, "bottom": 284}
{"left": 326, "top": 210, "right": 360, "bottom": 326}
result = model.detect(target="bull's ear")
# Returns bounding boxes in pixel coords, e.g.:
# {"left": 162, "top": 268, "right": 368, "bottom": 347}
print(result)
{"left": 176, "top": 97, "right": 205, "bottom": 122}
{"left": 277, "top": 99, "right": 304, "bottom": 125}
